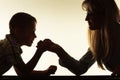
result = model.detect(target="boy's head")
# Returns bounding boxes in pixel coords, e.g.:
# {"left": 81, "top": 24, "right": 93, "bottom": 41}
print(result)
{"left": 9, "top": 12, "right": 37, "bottom": 46}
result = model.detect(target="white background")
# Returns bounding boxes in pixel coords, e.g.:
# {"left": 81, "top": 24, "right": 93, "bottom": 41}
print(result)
{"left": 0, "top": 0, "right": 119, "bottom": 76}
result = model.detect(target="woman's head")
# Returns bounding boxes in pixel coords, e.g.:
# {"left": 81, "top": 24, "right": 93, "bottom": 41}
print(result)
{"left": 82, "top": 0, "right": 120, "bottom": 69}
{"left": 82, "top": 0, "right": 120, "bottom": 30}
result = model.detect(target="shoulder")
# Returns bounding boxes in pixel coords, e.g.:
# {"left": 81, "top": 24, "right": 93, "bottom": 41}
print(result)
{"left": 0, "top": 38, "right": 11, "bottom": 50}
{"left": 0, "top": 36, "right": 22, "bottom": 65}
{"left": 0, "top": 37, "right": 13, "bottom": 57}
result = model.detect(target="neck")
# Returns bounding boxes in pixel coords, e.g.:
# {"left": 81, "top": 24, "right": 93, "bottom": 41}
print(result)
{"left": 10, "top": 34, "right": 23, "bottom": 47}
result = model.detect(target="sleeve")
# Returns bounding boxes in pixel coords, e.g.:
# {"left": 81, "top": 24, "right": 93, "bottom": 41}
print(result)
{"left": 6, "top": 49, "right": 22, "bottom": 65}
{"left": 59, "top": 49, "right": 95, "bottom": 76}
{"left": 4, "top": 44, "right": 23, "bottom": 65}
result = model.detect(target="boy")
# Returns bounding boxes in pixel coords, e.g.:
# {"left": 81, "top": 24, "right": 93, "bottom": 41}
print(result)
{"left": 0, "top": 12, "right": 57, "bottom": 76}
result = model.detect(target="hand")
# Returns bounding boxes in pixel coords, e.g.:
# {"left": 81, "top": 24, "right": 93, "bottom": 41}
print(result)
{"left": 36, "top": 40, "right": 50, "bottom": 52}
{"left": 42, "top": 39, "right": 63, "bottom": 53}
{"left": 46, "top": 65, "right": 57, "bottom": 75}
{"left": 37, "top": 39, "right": 67, "bottom": 59}
{"left": 42, "top": 39, "right": 67, "bottom": 59}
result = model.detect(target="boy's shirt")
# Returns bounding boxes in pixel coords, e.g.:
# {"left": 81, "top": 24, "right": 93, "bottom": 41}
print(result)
{"left": 0, "top": 34, "right": 23, "bottom": 75}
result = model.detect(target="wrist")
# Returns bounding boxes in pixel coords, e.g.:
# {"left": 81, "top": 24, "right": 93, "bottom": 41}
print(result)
{"left": 56, "top": 48, "right": 68, "bottom": 59}
{"left": 37, "top": 48, "right": 47, "bottom": 52}
{"left": 36, "top": 48, "right": 46, "bottom": 55}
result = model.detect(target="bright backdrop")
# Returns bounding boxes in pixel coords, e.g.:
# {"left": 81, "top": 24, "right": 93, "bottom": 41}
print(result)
{"left": 0, "top": 0, "right": 119, "bottom": 76}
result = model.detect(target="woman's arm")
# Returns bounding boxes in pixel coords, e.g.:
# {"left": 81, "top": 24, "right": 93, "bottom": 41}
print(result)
{"left": 43, "top": 39, "right": 95, "bottom": 75}
{"left": 58, "top": 49, "right": 95, "bottom": 75}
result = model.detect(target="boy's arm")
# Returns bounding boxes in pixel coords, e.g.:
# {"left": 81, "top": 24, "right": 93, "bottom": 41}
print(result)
{"left": 13, "top": 40, "right": 57, "bottom": 76}
{"left": 14, "top": 63, "right": 57, "bottom": 76}
{"left": 25, "top": 49, "right": 44, "bottom": 72}
{"left": 13, "top": 48, "right": 46, "bottom": 75}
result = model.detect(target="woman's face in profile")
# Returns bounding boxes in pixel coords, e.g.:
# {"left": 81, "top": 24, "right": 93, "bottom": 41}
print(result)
{"left": 85, "top": 6, "right": 105, "bottom": 30}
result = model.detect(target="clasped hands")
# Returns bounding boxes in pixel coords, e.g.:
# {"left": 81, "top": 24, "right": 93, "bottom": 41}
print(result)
{"left": 36, "top": 39, "right": 61, "bottom": 53}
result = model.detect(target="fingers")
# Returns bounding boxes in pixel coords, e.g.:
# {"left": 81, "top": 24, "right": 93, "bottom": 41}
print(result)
{"left": 36, "top": 39, "right": 51, "bottom": 48}
{"left": 44, "top": 39, "right": 52, "bottom": 43}
{"left": 36, "top": 38, "right": 61, "bottom": 53}
{"left": 36, "top": 40, "right": 43, "bottom": 48}
{"left": 43, "top": 39, "right": 55, "bottom": 47}
{"left": 37, "top": 39, "right": 54, "bottom": 49}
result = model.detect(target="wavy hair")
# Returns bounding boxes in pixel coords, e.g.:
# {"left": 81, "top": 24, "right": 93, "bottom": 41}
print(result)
{"left": 82, "top": 0, "right": 120, "bottom": 69}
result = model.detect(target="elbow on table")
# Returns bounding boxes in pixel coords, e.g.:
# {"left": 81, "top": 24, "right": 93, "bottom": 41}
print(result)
{"left": 73, "top": 68, "right": 88, "bottom": 76}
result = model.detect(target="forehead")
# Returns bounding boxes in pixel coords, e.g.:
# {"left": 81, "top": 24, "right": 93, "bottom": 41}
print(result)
{"left": 29, "top": 24, "right": 36, "bottom": 31}
{"left": 83, "top": 0, "right": 103, "bottom": 10}
{"left": 85, "top": 1, "right": 104, "bottom": 13}
{"left": 23, "top": 23, "right": 36, "bottom": 32}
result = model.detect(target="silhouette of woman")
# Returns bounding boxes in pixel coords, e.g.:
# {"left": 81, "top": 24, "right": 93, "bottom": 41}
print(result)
{"left": 39, "top": 0, "right": 120, "bottom": 76}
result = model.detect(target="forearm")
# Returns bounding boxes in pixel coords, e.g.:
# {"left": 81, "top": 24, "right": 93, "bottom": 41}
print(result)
{"left": 59, "top": 55, "right": 88, "bottom": 75}
{"left": 30, "top": 70, "right": 51, "bottom": 76}
{"left": 26, "top": 49, "right": 44, "bottom": 71}
{"left": 58, "top": 50, "right": 95, "bottom": 75}
{"left": 14, "top": 66, "right": 49, "bottom": 76}
{"left": 55, "top": 47, "right": 84, "bottom": 75}
{"left": 55, "top": 47, "right": 85, "bottom": 74}
{"left": 14, "top": 50, "right": 44, "bottom": 76}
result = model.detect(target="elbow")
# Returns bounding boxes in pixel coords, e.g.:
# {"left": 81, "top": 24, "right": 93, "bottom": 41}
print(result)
{"left": 75, "top": 71, "right": 87, "bottom": 76}
{"left": 16, "top": 71, "right": 30, "bottom": 76}
{"left": 73, "top": 68, "right": 88, "bottom": 76}
{"left": 14, "top": 67, "right": 30, "bottom": 76}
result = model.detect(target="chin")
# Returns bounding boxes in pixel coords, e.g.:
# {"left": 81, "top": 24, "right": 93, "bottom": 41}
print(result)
{"left": 89, "top": 26, "right": 101, "bottom": 30}
{"left": 89, "top": 27, "right": 96, "bottom": 30}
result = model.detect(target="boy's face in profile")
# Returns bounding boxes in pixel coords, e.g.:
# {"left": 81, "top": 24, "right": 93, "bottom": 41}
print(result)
{"left": 24, "top": 24, "right": 37, "bottom": 46}
{"left": 15, "top": 23, "right": 37, "bottom": 46}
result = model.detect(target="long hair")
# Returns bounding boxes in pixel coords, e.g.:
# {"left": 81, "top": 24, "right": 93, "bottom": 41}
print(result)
{"left": 82, "top": 0, "right": 120, "bottom": 69}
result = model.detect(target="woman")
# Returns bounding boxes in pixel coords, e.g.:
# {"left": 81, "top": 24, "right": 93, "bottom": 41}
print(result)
{"left": 38, "top": 0, "right": 120, "bottom": 76}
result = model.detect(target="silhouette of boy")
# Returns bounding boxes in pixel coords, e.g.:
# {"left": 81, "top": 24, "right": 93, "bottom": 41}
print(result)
{"left": 0, "top": 12, "right": 57, "bottom": 76}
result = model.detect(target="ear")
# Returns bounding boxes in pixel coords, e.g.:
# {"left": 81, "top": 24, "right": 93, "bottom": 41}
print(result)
{"left": 14, "top": 27, "right": 25, "bottom": 37}
{"left": 14, "top": 27, "right": 20, "bottom": 34}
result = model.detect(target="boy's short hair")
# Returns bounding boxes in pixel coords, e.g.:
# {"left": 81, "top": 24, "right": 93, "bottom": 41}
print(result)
{"left": 9, "top": 12, "right": 37, "bottom": 34}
